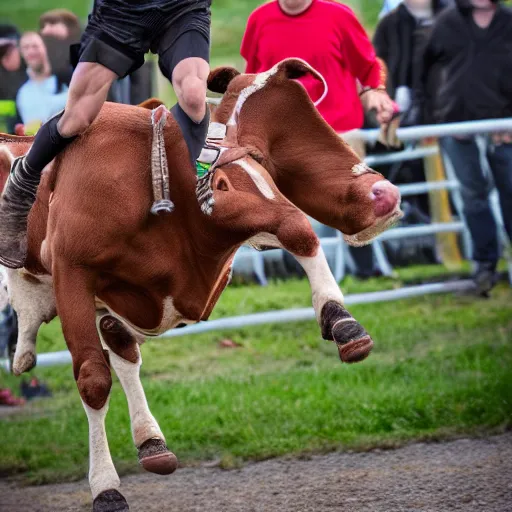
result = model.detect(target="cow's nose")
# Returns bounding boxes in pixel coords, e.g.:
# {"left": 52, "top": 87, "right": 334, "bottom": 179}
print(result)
{"left": 371, "top": 180, "right": 400, "bottom": 217}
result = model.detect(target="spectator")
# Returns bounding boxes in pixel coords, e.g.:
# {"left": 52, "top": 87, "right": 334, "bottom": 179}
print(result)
{"left": 39, "top": 9, "right": 81, "bottom": 87}
{"left": 16, "top": 32, "right": 68, "bottom": 134}
{"left": 0, "top": 24, "right": 26, "bottom": 134}
{"left": 380, "top": 0, "right": 404, "bottom": 18}
{"left": 418, "top": 0, "right": 512, "bottom": 294}
{"left": 373, "top": 0, "right": 451, "bottom": 231}
{"left": 380, "top": 0, "right": 453, "bottom": 18}
{"left": 374, "top": 0, "right": 450, "bottom": 123}
{"left": 241, "top": 0, "right": 396, "bottom": 278}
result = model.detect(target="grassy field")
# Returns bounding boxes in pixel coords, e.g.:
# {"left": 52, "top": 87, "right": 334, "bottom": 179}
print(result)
{"left": 0, "top": 267, "right": 511, "bottom": 485}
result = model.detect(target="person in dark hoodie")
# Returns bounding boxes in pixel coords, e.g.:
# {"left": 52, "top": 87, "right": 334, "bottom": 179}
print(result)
{"left": 416, "top": 0, "right": 512, "bottom": 295}
{"left": 374, "top": 0, "right": 452, "bottom": 125}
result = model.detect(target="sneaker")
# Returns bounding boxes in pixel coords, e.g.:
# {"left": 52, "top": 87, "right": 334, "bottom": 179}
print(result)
{"left": 473, "top": 262, "right": 498, "bottom": 297}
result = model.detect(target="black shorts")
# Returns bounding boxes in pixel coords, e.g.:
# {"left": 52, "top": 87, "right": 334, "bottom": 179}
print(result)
{"left": 72, "top": 0, "right": 211, "bottom": 79}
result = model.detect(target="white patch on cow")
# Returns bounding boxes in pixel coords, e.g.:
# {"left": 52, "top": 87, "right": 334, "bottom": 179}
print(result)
{"left": 5, "top": 269, "right": 56, "bottom": 375}
{"left": 96, "top": 313, "right": 165, "bottom": 448}
{"left": 104, "top": 296, "right": 193, "bottom": 337}
{"left": 82, "top": 399, "right": 121, "bottom": 499}
{"left": 295, "top": 248, "right": 344, "bottom": 322}
{"left": 234, "top": 159, "right": 275, "bottom": 200}
{"left": 351, "top": 163, "right": 372, "bottom": 176}
{"left": 227, "top": 58, "right": 328, "bottom": 127}
{"left": 110, "top": 349, "right": 164, "bottom": 447}
{"left": 227, "top": 64, "right": 280, "bottom": 126}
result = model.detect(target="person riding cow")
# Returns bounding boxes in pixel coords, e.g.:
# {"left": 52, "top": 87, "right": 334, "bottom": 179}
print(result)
{"left": 0, "top": 0, "right": 216, "bottom": 270}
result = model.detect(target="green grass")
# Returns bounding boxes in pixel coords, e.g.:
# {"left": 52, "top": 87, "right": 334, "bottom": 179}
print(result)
{"left": 0, "top": 266, "right": 511, "bottom": 484}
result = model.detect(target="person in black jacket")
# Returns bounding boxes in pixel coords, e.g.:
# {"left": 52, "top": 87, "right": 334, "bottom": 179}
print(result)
{"left": 418, "top": 0, "right": 512, "bottom": 294}
{"left": 374, "top": 0, "right": 452, "bottom": 125}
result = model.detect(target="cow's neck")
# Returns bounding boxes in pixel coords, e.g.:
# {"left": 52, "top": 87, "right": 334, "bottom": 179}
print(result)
{"left": 240, "top": 88, "right": 363, "bottom": 227}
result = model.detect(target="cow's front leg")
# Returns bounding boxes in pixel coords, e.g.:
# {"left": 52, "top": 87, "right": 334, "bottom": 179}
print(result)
{"left": 54, "top": 263, "right": 127, "bottom": 512}
{"left": 251, "top": 222, "right": 373, "bottom": 363}
{"left": 295, "top": 248, "right": 373, "bottom": 363}
{"left": 97, "top": 312, "right": 178, "bottom": 475}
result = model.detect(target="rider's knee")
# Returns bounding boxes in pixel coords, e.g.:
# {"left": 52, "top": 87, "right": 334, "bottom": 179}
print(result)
{"left": 179, "top": 75, "right": 207, "bottom": 121}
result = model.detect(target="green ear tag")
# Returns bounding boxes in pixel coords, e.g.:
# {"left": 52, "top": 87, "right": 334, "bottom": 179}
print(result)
{"left": 196, "top": 161, "right": 211, "bottom": 178}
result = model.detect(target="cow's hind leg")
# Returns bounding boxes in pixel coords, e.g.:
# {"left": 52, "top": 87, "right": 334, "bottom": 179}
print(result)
{"left": 53, "top": 265, "right": 128, "bottom": 512}
{"left": 6, "top": 269, "right": 56, "bottom": 375}
{"left": 97, "top": 313, "right": 178, "bottom": 475}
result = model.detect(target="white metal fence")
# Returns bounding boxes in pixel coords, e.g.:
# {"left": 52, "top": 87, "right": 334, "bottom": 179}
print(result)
{"left": 1, "top": 118, "right": 511, "bottom": 371}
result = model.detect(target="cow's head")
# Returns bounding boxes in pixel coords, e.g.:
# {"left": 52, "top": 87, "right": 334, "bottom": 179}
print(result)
{"left": 208, "top": 59, "right": 402, "bottom": 246}
{"left": 206, "top": 154, "right": 318, "bottom": 257}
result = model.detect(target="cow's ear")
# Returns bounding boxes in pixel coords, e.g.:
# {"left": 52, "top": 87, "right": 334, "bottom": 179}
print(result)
{"left": 207, "top": 67, "right": 241, "bottom": 94}
{"left": 213, "top": 169, "right": 234, "bottom": 192}
{"left": 139, "top": 98, "right": 165, "bottom": 110}
{"left": 274, "top": 58, "right": 328, "bottom": 105}
{"left": 275, "top": 58, "right": 314, "bottom": 80}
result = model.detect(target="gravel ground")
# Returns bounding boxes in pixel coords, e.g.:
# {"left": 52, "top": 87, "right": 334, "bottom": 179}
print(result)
{"left": 1, "top": 433, "right": 511, "bottom": 512}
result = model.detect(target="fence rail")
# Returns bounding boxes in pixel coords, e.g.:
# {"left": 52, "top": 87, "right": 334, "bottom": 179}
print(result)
{"left": 2, "top": 117, "right": 510, "bottom": 372}
{"left": 0, "top": 280, "right": 476, "bottom": 372}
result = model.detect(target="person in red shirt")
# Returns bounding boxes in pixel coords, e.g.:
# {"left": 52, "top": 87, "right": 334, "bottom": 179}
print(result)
{"left": 241, "top": 0, "right": 396, "bottom": 133}
{"left": 241, "top": 0, "right": 396, "bottom": 278}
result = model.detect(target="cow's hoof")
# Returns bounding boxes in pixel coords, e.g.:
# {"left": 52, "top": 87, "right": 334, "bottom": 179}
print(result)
{"left": 337, "top": 335, "right": 373, "bottom": 363}
{"left": 12, "top": 351, "right": 36, "bottom": 376}
{"left": 321, "top": 301, "right": 374, "bottom": 364}
{"left": 93, "top": 489, "right": 129, "bottom": 512}
{"left": 138, "top": 438, "right": 178, "bottom": 475}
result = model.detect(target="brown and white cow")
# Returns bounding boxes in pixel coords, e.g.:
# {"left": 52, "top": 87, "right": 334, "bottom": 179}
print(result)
{"left": 0, "top": 59, "right": 401, "bottom": 512}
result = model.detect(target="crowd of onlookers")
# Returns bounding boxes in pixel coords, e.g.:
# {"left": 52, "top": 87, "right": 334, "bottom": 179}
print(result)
{"left": 374, "top": 0, "right": 511, "bottom": 293}
{"left": 1, "top": 0, "right": 511, "bottom": 405}
{"left": 0, "top": 9, "right": 153, "bottom": 137}
{"left": 0, "top": 10, "right": 80, "bottom": 135}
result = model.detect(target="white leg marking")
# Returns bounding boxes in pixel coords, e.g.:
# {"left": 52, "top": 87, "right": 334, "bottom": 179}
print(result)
{"left": 246, "top": 233, "right": 344, "bottom": 322}
{"left": 96, "top": 311, "right": 164, "bottom": 448}
{"left": 6, "top": 270, "right": 56, "bottom": 375}
{"left": 108, "top": 347, "right": 165, "bottom": 448}
{"left": 82, "top": 399, "right": 121, "bottom": 499}
{"left": 296, "top": 247, "right": 344, "bottom": 322}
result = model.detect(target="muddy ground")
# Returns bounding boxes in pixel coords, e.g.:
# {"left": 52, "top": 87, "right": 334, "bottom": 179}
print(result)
{"left": 1, "top": 433, "right": 511, "bottom": 512}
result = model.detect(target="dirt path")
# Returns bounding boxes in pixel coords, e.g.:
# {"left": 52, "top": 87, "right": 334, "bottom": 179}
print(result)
{"left": 1, "top": 433, "right": 511, "bottom": 512}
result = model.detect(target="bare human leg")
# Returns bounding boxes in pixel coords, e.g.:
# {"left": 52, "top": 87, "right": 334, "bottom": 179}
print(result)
{"left": 0, "top": 62, "right": 116, "bottom": 269}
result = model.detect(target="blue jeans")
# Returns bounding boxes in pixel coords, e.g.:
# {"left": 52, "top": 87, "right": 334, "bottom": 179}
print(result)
{"left": 441, "top": 137, "right": 512, "bottom": 268}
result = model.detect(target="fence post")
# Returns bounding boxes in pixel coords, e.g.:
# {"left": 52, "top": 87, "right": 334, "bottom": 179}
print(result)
{"left": 422, "top": 138, "right": 463, "bottom": 269}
